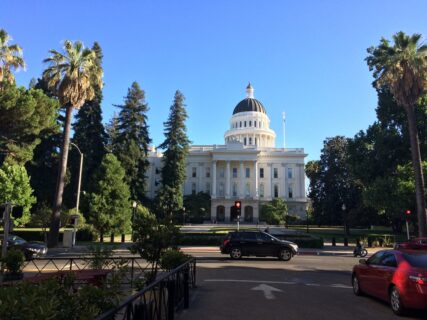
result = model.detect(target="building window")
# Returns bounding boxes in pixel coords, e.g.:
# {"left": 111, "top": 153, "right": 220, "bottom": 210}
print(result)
{"left": 259, "top": 184, "right": 264, "bottom": 198}
{"left": 244, "top": 137, "right": 247, "bottom": 145}
{"left": 244, "top": 121, "right": 247, "bottom": 127}
{"left": 240, "top": 121, "right": 242, "bottom": 127}
{"left": 255, "top": 137, "right": 257, "bottom": 145}
{"left": 219, "top": 182, "right": 224, "bottom": 196}
{"left": 245, "top": 168, "right": 250, "bottom": 178}
{"left": 232, "top": 182, "right": 237, "bottom": 197}
{"left": 192, "top": 167, "right": 197, "bottom": 178}
{"left": 232, "top": 168, "right": 238, "bottom": 178}
{"left": 254, "top": 121, "right": 257, "bottom": 127}
{"left": 273, "top": 168, "right": 278, "bottom": 178}
{"left": 206, "top": 182, "right": 210, "bottom": 193}
{"left": 287, "top": 168, "right": 293, "bottom": 179}
{"left": 245, "top": 183, "right": 250, "bottom": 197}
{"left": 249, "top": 121, "right": 252, "bottom": 126}
{"left": 288, "top": 185, "right": 293, "bottom": 198}
{"left": 249, "top": 137, "right": 252, "bottom": 145}
{"left": 274, "top": 185, "right": 279, "bottom": 198}
{"left": 206, "top": 167, "right": 210, "bottom": 178}
{"left": 219, "top": 168, "right": 225, "bottom": 178}
{"left": 192, "top": 183, "right": 196, "bottom": 195}
{"left": 260, "top": 168, "right": 264, "bottom": 178}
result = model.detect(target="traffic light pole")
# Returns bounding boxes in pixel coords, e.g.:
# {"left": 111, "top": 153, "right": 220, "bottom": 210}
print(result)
{"left": 406, "top": 219, "right": 410, "bottom": 240}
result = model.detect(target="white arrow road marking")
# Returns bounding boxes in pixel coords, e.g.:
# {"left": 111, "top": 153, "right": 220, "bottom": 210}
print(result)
{"left": 251, "top": 284, "right": 283, "bottom": 300}
{"left": 204, "top": 279, "right": 296, "bottom": 285}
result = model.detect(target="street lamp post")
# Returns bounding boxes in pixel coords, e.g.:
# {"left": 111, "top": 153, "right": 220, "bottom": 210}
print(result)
{"left": 342, "top": 203, "right": 348, "bottom": 236}
{"left": 70, "top": 142, "right": 83, "bottom": 247}
{"left": 132, "top": 201, "right": 137, "bottom": 242}
{"left": 182, "top": 207, "right": 186, "bottom": 225}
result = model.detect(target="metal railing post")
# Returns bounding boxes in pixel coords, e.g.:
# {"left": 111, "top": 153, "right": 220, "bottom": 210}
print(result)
{"left": 184, "top": 267, "right": 189, "bottom": 309}
{"left": 168, "top": 277, "right": 175, "bottom": 320}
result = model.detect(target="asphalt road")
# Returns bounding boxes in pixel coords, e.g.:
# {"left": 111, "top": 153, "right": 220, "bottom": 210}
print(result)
{"left": 178, "top": 255, "right": 427, "bottom": 320}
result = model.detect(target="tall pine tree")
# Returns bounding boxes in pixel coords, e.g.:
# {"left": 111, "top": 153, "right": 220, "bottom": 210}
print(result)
{"left": 157, "top": 90, "right": 191, "bottom": 216}
{"left": 114, "top": 82, "right": 151, "bottom": 202}
{"left": 69, "top": 42, "right": 107, "bottom": 211}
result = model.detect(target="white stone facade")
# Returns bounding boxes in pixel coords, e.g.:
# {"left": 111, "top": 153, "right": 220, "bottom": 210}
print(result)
{"left": 146, "top": 85, "right": 307, "bottom": 222}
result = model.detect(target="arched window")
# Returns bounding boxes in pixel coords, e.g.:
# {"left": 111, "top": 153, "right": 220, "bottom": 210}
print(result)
{"left": 232, "top": 182, "right": 238, "bottom": 197}
{"left": 244, "top": 206, "right": 253, "bottom": 222}
{"left": 254, "top": 121, "right": 257, "bottom": 127}
{"left": 244, "top": 137, "right": 247, "bottom": 145}
{"left": 219, "top": 182, "right": 224, "bottom": 197}
{"left": 249, "top": 121, "right": 252, "bottom": 126}
{"left": 216, "top": 206, "right": 225, "bottom": 222}
{"left": 274, "top": 184, "right": 279, "bottom": 198}
{"left": 249, "top": 137, "right": 252, "bottom": 145}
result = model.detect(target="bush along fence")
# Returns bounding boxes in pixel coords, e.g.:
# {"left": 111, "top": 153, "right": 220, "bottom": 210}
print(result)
{"left": 95, "top": 258, "right": 196, "bottom": 320}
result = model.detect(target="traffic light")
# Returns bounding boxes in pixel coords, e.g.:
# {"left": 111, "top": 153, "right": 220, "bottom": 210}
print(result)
{"left": 405, "top": 209, "right": 412, "bottom": 216}
{"left": 234, "top": 200, "right": 241, "bottom": 215}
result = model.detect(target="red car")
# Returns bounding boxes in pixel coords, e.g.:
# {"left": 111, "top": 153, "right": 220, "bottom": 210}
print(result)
{"left": 352, "top": 249, "right": 427, "bottom": 315}
{"left": 395, "top": 238, "right": 427, "bottom": 250}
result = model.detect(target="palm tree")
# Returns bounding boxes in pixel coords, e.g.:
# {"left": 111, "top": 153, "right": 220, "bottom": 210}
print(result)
{"left": 43, "top": 40, "right": 103, "bottom": 247}
{"left": 0, "top": 29, "right": 25, "bottom": 85}
{"left": 366, "top": 32, "right": 427, "bottom": 236}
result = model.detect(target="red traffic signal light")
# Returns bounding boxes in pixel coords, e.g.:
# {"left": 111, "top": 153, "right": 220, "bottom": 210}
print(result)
{"left": 405, "top": 209, "right": 411, "bottom": 215}
{"left": 234, "top": 201, "right": 241, "bottom": 208}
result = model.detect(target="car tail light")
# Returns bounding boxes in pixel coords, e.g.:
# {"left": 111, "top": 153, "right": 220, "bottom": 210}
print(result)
{"left": 223, "top": 239, "right": 230, "bottom": 246}
{"left": 409, "top": 274, "right": 427, "bottom": 285}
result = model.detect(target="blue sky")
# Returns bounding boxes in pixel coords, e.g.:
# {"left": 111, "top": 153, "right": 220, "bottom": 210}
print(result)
{"left": 2, "top": 0, "right": 427, "bottom": 162}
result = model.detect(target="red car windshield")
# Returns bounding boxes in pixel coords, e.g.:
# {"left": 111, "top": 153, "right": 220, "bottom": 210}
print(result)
{"left": 403, "top": 253, "right": 427, "bottom": 268}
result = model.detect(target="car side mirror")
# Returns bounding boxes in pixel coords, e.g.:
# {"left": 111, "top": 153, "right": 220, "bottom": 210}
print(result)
{"left": 359, "top": 259, "right": 367, "bottom": 265}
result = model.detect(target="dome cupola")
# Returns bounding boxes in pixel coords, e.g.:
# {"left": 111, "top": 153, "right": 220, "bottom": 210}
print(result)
{"left": 232, "top": 83, "right": 267, "bottom": 115}
{"left": 224, "top": 83, "right": 276, "bottom": 148}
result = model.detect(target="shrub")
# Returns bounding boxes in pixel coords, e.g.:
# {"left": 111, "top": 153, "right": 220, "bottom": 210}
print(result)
{"left": 160, "top": 249, "right": 191, "bottom": 271}
{"left": 1, "top": 248, "right": 25, "bottom": 274}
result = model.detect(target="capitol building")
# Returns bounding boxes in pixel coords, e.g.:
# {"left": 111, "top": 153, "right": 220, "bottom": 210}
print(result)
{"left": 146, "top": 84, "right": 307, "bottom": 223}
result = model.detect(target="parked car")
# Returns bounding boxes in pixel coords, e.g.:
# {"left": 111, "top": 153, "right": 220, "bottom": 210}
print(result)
{"left": 352, "top": 249, "right": 427, "bottom": 315}
{"left": 220, "top": 230, "right": 298, "bottom": 261}
{"left": 394, "top": 238, "right": 427, "bottom": 251}
{"left": 0, "top": 234, "right": 48, "bottom": 260}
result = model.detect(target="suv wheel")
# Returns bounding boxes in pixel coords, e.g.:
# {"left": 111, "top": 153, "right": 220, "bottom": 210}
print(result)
{"left": 278, "top": 248, "right": 292, "bottom": 261}
{"left": 230, "top": 248, "right": 242, "bottom": 260}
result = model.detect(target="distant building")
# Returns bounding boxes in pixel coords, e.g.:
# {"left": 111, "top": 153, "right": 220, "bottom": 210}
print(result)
{"left": 146, "top": 84, "right": 307, "bottom": 222}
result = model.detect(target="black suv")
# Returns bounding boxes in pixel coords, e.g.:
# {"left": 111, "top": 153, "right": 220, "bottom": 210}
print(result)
{"left": 220, "top": 231, "right": 298, "bottom": 261}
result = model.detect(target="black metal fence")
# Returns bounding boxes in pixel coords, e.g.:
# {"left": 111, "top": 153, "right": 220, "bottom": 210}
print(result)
{"left": 19, "top": 256, "right": 154, "bottom": 287}
{"left": 95, "top": 258, "right": 196, "bottom": 320}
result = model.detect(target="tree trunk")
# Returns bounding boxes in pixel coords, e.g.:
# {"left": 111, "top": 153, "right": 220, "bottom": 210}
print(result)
{"left": 48, "top": 104, "right": 74, "bottom": 248}
{"left": 405, "top": 107, "right": 427, "bottom": 237}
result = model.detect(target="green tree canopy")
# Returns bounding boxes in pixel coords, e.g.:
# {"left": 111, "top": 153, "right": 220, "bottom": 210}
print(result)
{"left": 113, "top": 82, "right": 151, "bottom": 202}
{"left": 157, "top": 90, "right": 190, "bottom": 216}
{"left": 0, "top": 29, "right": 25, "bottom": 85}
{"left": 305, "top": 136, "right": 363, "bottom": 229}
{"left": 260, "top": 198, "right": 288, "bottom": 225}
{"left": 0, "top": 84, "right": 59, "bottom": 165}
{"left": 366, "top": 31, "right": 427, "bottom": 236}
{"left": 0, "top": 163, "right": 36, "bottom": 225}
{"left": 88, "top": 153, "right": 131, "bottom": 236}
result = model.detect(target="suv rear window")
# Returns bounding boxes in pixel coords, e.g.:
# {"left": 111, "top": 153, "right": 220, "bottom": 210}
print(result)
{"left": 403, "top": 253, "right": 427, "bottom": 268}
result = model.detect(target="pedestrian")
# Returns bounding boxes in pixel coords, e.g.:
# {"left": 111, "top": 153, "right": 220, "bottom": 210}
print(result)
{"left": 264, "top": 226, "right": 270, "bottom": 233}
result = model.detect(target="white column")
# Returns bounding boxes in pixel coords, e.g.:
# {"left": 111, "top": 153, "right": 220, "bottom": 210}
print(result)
{"left": 270, "top": 163, "right": 274, "bottom": 199}
{"left": 212, "top": 161, "right": 217, "bottom": 198}
{"left": 254, "top": 160, "right": 259, "bottom": 198}
{"left": 226, "top": 161, "right": 230, "bottom": 199}
{"left": 239, "top": 161, "right": 244, "bottom": 198}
